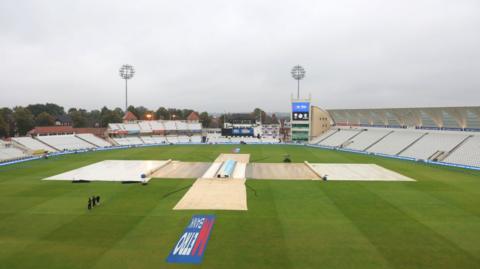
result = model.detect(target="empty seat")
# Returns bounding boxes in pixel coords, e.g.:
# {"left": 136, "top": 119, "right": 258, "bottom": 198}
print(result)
{"left": 319, "top": 129, "right": 362, "bottom": 147}
{"left": 400, "top": 132, "right": 470, "bottom": 160}
{"left": 76, "top": 134, "right": 111, "bottom": 147}
{"left": 12, "top": 137, "right": 57, "bottom": 152}
{"left": 444, "top": 135, "right": 480, "bottom": 167}
{"left": 345, "top": 129, "right": 392, "bottom": 151}
{"left": 0, "top": 147, "right": 28, "bottom": 161}
{"left": 37, "top": 135, "right": 95, "bottom": 151}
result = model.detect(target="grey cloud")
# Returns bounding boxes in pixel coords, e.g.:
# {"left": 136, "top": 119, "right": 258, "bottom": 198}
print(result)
{"left": 1, "top": 0, "right": 479, "bottom": 112}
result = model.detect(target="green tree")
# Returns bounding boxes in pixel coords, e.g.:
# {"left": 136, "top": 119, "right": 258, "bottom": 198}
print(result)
{"left": 27, "top": 103, "right": 65, "bottom": 117}
{"left": 134, "top": 106, "right": 148, "bottom": 119}
{"left": 156, "top": 107, "right": 169, "bottom": 120}
{"left": 0, "top": 108, "right": 14, "bottom": 137}
{"left": 127, "top": 105, "right": 137, "bottom": 117}
{"left": 69, "top": 109, "right": 88, "bottom": 128}
{"left": 100, "top": 107, "right": 123, "bottom": 127}
{"left": 13, "top": 107, "right": 35, "bottom": 135}
{"left": 45, "top": 103, "right": 65, "bottom": 116}
{"left": 35, "top": 112, "right": 55, "bottom": 126}
{"left": 199, "top": 111, "right": 211, "bottom": 128}
{"left": 87, "top": 109, "right": 102, "bottom": 127}
{"left": 252, "top": 108, "right": 267, "bottom": 123}
{"left": 0, "top": 115, "right": 8, "bottom": 138}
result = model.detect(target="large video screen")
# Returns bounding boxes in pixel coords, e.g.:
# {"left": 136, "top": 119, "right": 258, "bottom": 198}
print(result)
{"left": 292, "top": 102, "right": 310, "bottom": 121}
{"left": 232, "top": 128, "right": 254, "bottom": 136}
{"left": 292, "top": 102, "right": 310, "bottom": 112}
{"left": 222, "top": 128, "right": 254, "bottom": 137}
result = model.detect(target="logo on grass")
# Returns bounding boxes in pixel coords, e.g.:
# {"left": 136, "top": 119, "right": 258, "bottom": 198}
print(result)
{"left": 166, "top": 215, "right": 215, "bottom": 264}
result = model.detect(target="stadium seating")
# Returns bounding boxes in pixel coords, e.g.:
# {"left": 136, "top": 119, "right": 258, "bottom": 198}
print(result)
{"left": 206, "top": 135, "right": 231, "bottom": 143}
{"left": 318, "top": 129, "right": 362, "bottom": 147}
{"left": 12, "top": 137, "right": 57, "bottom": 152}
{"left": 190, "top": 135, "right": 202, "bottom": 143}
{"left": 75, "top": 134, "right": 112, "bottom": 147}
{"left": 139, "top": 136, "right": 156, "bottom": 144}
{"left": 400, "top": 132, "right": 470, "bottom": 160}
{"left": 108, "top": 123, "right": 123, "bottom": 132}
{"left": 37, "top": 135, "right": 96, "bottom": 151}
{"left": 138, "top": 121, "right": 153, "bottom": 133}
{"left": 175, "top": 121, "right": 189, "bottom": 131}
{"left": 188, "top": 122, "right": 202, "bottom": 132}
{"left": 115, "top": 135, "right": 203, "bottom": 145}
{"left": 112, "top": 136, "right": 144, "bottom": 146}
{"left": 123, "top": 123, "right": 141, "bottom": 133}
{"left": 166, "top": 136, "right": 179, "bottom": 143}
{"left": 367, "top": 130, "right": 425, "bottom": 155}
{"left": 261, "top": 137, "right": 280, "bottom": 143}
{"left": 0, "top": 147, "right": 28, "bottom": 162}
{"left": 310, "top": 129, "right": 338, "bottom": 144}
{"left": 152, "top": 135, "right": 168, "bottom": 144}
{"left": 344, "top": 128, "right": 393, "bottom": 151}
{"left": 177, "top": 135, "right": 191, "bottom": 143}
{"left": 444, "top": 135, "right": 480, "bottom": 167}
{"left": 149, "top": 121, "right": 165, "bottom": 132}
{"left": 311, "top": 126, "right": 480, "bottom": 168}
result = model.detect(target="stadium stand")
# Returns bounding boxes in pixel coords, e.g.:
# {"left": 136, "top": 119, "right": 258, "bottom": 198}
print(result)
{"left": 163, "top": 121, "right": 177, "bottom": 134}
{"left": 310, "top": 123, "right": 480, "bottom": 168}
{"left": 191, "top": 136, "right": 202, "bottom": 143}
{"left": 399, "top": 132, "right": 470, "bottom": 160}
{"left": 149, "top": 121, "right": 165, "bottom": 134}
{"left": 261, "top": 137, "right": 279, "bottom": 143}
{"left": 177, "top": 135, "right": 191, "bottom": 143}
{"left": 37, "top": 135, "right": 96, "bottom": 151}
{"left": 310, "top": 129, "right": 338, "bottom": 144}
{"left": 175, "top": 121, "right": 189, "bottom": 132}
{"left": 75, "top": 134, "right": 112, "bottom": 147}
{"left": 139, "top": 136, "right": 156, "bottom": 144}
{"left": 138, "top": 121, "right": 153, "bottom": 133}
{"left": 0, "top": 147, "right": 28, "bottom": 162}
{"left": 444, "top": 135, "right": 480, "bottom": 167}
{"left": 367, "top": 130, "right": 426, "bottom": 155}
{"left": 152, "top": 135, "right": 168, "bottom": 144}
{"left": 344, "top": 128, "right": 393, "bottom": 151}
{"left": 188, "top": 122, "right": 202, "bottom": 133}
{"left": 12, "top": 137, "right": 57, "bottom": 152}
{"left": 318, "top": 128, "right": 362, "bottom": 147}
{"left": 166, "top": 136, "right": 179, "bottom": 143}
{"left": 123, "top": 123, "right": 141, "bottom": 134}
{"left": 112, "top": 136, "right": 144, "bottom": 146}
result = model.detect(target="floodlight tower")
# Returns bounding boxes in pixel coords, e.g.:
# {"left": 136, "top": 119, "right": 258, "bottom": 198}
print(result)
{"left": 119, "top": 64, "right": 135, "bottom": 111}
{"left": 291, "top": 65, "right": 306, "bottom": 99}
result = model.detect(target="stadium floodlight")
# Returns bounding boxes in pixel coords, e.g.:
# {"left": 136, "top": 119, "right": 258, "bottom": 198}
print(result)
{"left": 119, "top": 64, "right": 135, "bottom": 111}
{"left": 291, "top": 65, "right": 306, "bottom": 99}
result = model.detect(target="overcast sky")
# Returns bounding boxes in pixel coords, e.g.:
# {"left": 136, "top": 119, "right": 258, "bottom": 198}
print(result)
{"left": 1, "top": 0, "right": 479, "bottom": 112}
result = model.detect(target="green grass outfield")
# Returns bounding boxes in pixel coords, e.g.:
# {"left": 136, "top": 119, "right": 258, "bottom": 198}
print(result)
{"left": 1, "top": 144, "right": 480, "bottom": 269}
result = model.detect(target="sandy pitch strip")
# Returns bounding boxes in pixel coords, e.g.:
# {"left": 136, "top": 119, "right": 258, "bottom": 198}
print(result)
{"left": 247, "top": 163, "right": 320, "bottom": 180}
{"left": 173, "top": 153, "right": 250, "bottom": 211}
{"left": 173, "top": 178, "right": 247, "bottom": 210}
{"left": 151, "top": 161, "right": 211, "bottom": 178}
{"left": 213, "top": 153, "right": 250, "bottom": 164}
{"left": 308, "top": 163, "right": 414, "bottom": 181}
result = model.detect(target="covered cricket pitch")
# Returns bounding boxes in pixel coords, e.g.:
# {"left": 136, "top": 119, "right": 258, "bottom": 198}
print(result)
{"left": 2, "top": 145, "right": 479, "bottom": 269}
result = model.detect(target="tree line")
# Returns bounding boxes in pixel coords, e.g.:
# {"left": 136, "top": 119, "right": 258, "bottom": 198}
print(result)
{"left": 0, "top": 103, "right": 278, "bottom": 138}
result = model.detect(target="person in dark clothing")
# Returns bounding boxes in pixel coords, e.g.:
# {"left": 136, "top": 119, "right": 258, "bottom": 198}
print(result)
{"left": 88, "top": 198, "right": 92, "bottom": 210}
{"left": 96, "top": 196, "right": 100, "bottom": 204}
{"left": 92, "top": 196, "right": 96, "bottom": 207}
